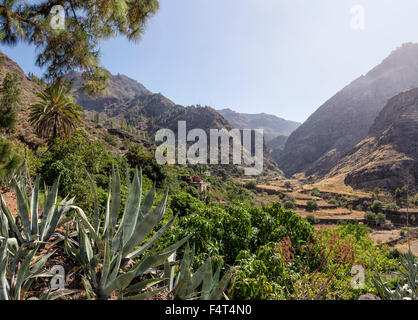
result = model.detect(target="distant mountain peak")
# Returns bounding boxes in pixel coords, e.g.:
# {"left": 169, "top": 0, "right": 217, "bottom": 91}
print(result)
{"left": 218, "top": 108, "right": 300, "bottom": 142}
{"left": 278, "top": 42, "right": 418, "bottom": 178}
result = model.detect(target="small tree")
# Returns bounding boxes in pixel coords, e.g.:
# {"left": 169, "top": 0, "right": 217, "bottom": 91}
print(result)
{"left": 371, "top": 200, "right": 383, "bottom": 213}
{"left": 311, "top": 187, "right": 321, "bottom": 197}
{"left": 306, "top": 199, "right": 318, "bottom": 212}
{"left": 0, "top": 72, "right": 21, "bottom": 130}
{"left": 376, "top": 213, "right": 386, "bottom": 226}
{"left": 284, "top": 181, "right": 292, "bottom": 191}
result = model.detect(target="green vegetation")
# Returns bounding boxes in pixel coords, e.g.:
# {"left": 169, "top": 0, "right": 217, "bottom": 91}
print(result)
{"left": 0, "top": 0, "right": 159, "bottom": 94}
{"left": 306, "top": 214, "right": 319, "bottom": 225}
{"left": 371, "top": 200, "right": 383, "bottom": 213}
{"left": 0, "top": 72, "right": 22, "bottom": 179}
{"left": 306, "top": 199, "right": 318, "bottom": 212}
{"left": 385, "top": 203, "right": 400, "bottom": 212}
{"left": 373, "top": 250, "right": 417, "bottom": 300}
{"left": 65, "top": 168, "right": 189, "bottom": 299}
{"left": 29, "top": 84, "right": 83, "bottom": 143}
{"left": 0, "top": 72, "right": 21, "bottom": 129}
{"left": 311, "top": 187, "right": 321, "bottom": 197}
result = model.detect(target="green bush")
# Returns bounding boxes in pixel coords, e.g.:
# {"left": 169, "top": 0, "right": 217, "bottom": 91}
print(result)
{"left": 169, "top": 192, "right": 204, "bottom": 216}
{"left": 364, "top": 211, "right": 377, "bottom": 225}
{"left": 39, "top": 130, "right": 125, "bottom": 210}
{"left": 370, "top": 200, "right": 383, "bottom": 213}
{"left": 283, "top": 200, "right": 295, "bottom": 209}
{"left": 311, "top": 187, "right": 321, "bottom": 197}
{"left": 244, "top": 180, "right": 257, "bottom": 190}
{"left": 328, "top": 198, "right": 338, "bottom": 205}
{"left": 376, "top": 212, "right": 386, "bottom": 225}
{"left": 385, "top": 203, "right": 399, "bottom": 212}
{"left": 306, "top": 199, "right": 318, "bottom": 212}
{"left": 125, "top": 143, "right": 167, "bottom": 187}
{"left": 306, "top": 214, "right": 318, "bottom": 225}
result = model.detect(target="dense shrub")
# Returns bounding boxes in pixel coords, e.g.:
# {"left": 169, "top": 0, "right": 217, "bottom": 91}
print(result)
{"left": 385, "top": 203, "right": 399, "bottom": 212}
{"left": 39, "top": 130, "right": 125, "bottom": 210}
{"left": 306, "top": 214, "right": 318, "bottom": 225}
{"left": 125, "top": 143, "right": 167, "bottom": 187}
{"left": 244, "top": 180, "right": 257, "bottom": 190}
{"left": 364, "top": 211, "right": 377, "bottom": 226}
{"left": 328, "top": 198, "right": 338, "bottom": 205}
{"left": 306, "top": 199, "right": 318, "bottom": 212}
{"left": 169, "top": 192, "right": 204, "bottom": 216}
{"left": 283, "top": 200, "right": 295, "bottom": 209}
{"left": 376, "top": 212, "right": 386, "bottom": 225}
{"left": 311, "top": 187, "right": 321, "bottom": 197}
{"left": 370, "top": 200, "right": 383, "bottom": 213}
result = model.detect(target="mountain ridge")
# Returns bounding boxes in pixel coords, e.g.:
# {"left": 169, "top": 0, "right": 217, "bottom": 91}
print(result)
{"left": 277, "top": 42, "right": 418, "bottom": 178}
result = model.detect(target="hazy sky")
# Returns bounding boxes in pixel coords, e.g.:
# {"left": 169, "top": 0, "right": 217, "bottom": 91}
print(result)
{"left": 2, "top": 0, "right": 418, "bottom": 122}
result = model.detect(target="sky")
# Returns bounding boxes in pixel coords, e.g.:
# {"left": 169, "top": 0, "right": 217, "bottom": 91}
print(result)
{"left": 2, "top": 0, "right": 418, "bottom": 122}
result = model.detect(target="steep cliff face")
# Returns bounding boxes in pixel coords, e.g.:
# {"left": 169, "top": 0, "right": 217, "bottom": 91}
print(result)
{"left": 327, "top": 88, "right": 418, "bottom": 191}
{"left": 277, "top": 43, "right": 418, "bottom": 177}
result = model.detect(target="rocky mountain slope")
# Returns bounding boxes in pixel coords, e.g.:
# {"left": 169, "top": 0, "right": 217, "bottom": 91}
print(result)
{"left": 72, "top": 72, "right": 279, "bottom": 171}
{"left": 277, "top": 43, "right": 418, "bottom": 177}
{"left": 326, "top": 87, "right": 418, "bottom": 191}
{"left": 218, "top": 108, "right": 300, "bottom": 142}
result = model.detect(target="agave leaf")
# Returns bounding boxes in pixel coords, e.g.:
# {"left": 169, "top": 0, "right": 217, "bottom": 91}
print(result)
{"left": 125, "top": 213, "right": 178, "bottom": 260}
{"left": 110, "top": 166, "right": 121, "bottom": 231}
{"left": 14, "top": 247, "right": 38, "bottom": 300}
{"left": 122, "top": 190, "right": 168, "bottom": 258}
{"left": 30, "top": 178, "right": 40, "bottom": 238}
{"left": 123, "top": 287, "right": 166, "bottom": 300}
{"left": 0, "top": 212, "right": 8, "bottom": 238}
{"left": 122, "top": 168, "right": 142, "bottom": 245}
{"left": 200, "top": 258, "right": 214, "bottom": 300}
{"left": 43, "top": 198, "right": 73, "bottom": 242}
{"left": 71, "top": 205, "right": 103, "bottom": 250}
{"left": 124, "top": 278, "right": 166, "bottom": 294}
{"left": 134, "top": 235, "right": 192, "bottom": 278}
{"left": 209, "top": 267, "right": 235, "bottom": 300}
{"left": 87, "top": 172, "right": 100, "bottom": 233}
{"left": 47, "top": 289, "right": 79, "bottom": 300}
{"left": 107, "top": 240, "right": 123, "bottom": 284}
{"left": 101, "top": 235, "right": 191, "bottom": 298}
{"left": 99, "top": 234, "right": 111, "bottom": 290}
{"left": 175, "top": 266, "right": 193, "bottom": 299}
{"left": 174, "top": 242, "right": 193, "bottom": 288}
{"left": 139, "top": 183, "right": 155, "bottom": 219}
{"left": 23, "top": 250, "right": 56, "bottom": 291}
{"left": 14, "top": 180, "right": 32, "bottom": 241}
{"left": 38, "top": 177, "right": 60, "bottom": 240}
{"left": 0, "top": 193, "right": 23, "bottom": 244}
{"left": 103, "top": 188, "right": 111, "bottom": 236}
{"left": 190, "top": 257, "right": 211, "bottom": 292}
{"left": 0, "top": 238, "right": 9, "bottom": 300}
{"left": 82, "top": 276, "right": 95, "bottom": 300}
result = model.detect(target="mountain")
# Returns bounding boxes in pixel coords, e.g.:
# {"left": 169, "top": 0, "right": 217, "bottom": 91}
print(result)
{"left": 217, "top": 108, "right": 300, "bottom": 142}
{"left": 277, "top": 43, "right": 418, "bottom": 178}
{"left": 326, "top": 88, "right": 418, "bottom": 191}
{"left": 0, "top": 52, "right": 44, "bottom": 148}
{"left": 71, "top": 73, "right": 279, "bottom": 171}
{"left": 70, "top": 71, "right": 151, "bottom": 111}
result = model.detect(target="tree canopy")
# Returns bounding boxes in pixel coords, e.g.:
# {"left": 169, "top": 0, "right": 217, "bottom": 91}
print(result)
{"left": 0, "top": 0, "right": 159, "bottom": 94}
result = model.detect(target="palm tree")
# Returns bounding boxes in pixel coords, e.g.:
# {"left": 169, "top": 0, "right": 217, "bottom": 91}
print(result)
{"left": 29, "top": 83, "right": 83, "bottom": 143}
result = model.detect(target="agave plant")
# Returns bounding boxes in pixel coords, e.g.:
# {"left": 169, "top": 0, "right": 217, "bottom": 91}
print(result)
{"left": 168, "top": 243, "right": 235, "bottom": 300}
{"left": 0, "top": 177, "right": 73, "bottom": 246}
{"left": 0, "top": 212, "right": 54, "bottom": 300}
{"left": 373, "top": 250, "right": 417, "bottom": 300}
{"left": 64, "top": 168, "right": 190, "bottom": 299}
